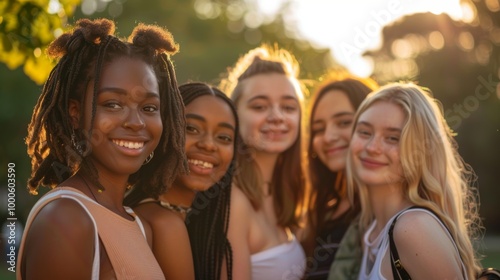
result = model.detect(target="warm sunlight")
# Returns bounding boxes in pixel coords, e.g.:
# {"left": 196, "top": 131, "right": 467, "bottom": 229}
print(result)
{"left": 256, "top": 0, "right": 468, "bottom": 77}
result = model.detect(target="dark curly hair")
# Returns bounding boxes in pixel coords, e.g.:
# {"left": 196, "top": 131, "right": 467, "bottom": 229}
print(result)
{"left": 25, "top": 18, "right": 188, "bottom": 196}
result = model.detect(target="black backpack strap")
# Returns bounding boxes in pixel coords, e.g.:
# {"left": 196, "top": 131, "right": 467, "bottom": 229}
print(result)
{"left": 388, "top": 207, "right": 415, "bottom": 280}
{"left": 479, "top": 268, "right": 500, "bottom": 280}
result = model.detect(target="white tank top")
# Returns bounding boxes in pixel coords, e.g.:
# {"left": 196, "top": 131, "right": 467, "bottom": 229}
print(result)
{"left": 251, "top": 234, "right": 306, "bottom": 280}
{"left": 358, "top": 208, "right": 466, "bottom": 280}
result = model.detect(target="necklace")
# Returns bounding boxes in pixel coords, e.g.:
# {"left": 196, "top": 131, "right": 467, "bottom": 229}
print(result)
{"left": 79, "top": 174, "right": 99, "bottom": 202}
{"left": 159, "top": 200, "right": 192, "bottom": 214}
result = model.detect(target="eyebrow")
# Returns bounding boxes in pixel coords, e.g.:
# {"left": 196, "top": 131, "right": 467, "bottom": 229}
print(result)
{"left": 98, "top": 87, "right": 160, "bottom": 98}
{"left": 247, "top": 94, "right": 298, "bottom": 103}
{"left": 312, "top": 111, "right": 354, "bottom": 125}
{"left": 357, "top": 121, "right": 402, "bottom": 132}
{"left": 186, "top": 113, "right": 236, "bottom": 131}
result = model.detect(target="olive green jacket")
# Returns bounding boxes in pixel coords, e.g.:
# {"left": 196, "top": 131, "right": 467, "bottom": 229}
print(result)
{"left": 328, "top": 215, "right": 362, "bottom": 280}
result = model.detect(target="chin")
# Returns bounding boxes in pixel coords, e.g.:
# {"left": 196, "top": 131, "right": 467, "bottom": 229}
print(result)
{"left": 259, "top": 143, "right": 293, "bottom": 153}
{"left": 189, "top": 180, "right": 216, "bottom": 192}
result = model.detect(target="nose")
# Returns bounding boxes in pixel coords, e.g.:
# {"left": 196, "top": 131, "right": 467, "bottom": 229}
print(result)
{"left": 196, "top": 134, "right": 217, "bottom": 152}
{"left": 122, "top": 108, "right": 146, "bottom": 131}
{"left": 365, "top": 135, "right": 382, "bottom": 154}
{"left": 323, "top": 123, "right": 340, "bottom": 143}
{"left": 267, "top": 105, "right": 285, "bottom": 123}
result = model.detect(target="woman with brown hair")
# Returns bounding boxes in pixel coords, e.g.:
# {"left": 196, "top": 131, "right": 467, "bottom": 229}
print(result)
{"left": 303, "top": 72, "right": 378, "bottom": 279}
{"left": 220, "top": 44, "right": 307, "bottom": 280}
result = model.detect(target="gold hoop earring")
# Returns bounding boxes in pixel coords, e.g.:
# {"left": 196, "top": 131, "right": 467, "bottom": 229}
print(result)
{"left": 143, "top": 152, "right": 154, "bottom": 165}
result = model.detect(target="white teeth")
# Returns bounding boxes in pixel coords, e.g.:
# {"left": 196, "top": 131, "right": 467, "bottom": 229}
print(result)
{"left": 188, "top": 159, "right": 214, "bottom": 169}
{"left": 113, "top": 140, "right": 144, "bottom": 149}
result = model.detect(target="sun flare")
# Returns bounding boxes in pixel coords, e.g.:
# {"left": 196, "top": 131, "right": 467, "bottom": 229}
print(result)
{"left": 255, "top": 0, "right": 468, "bottom": 77}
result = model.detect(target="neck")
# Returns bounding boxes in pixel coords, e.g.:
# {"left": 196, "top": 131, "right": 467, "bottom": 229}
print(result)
{"left": 335, "top": 171, "right": 347, "bottom": 199}
{"left": 159, "top": 184, "right": 196, "bottom": 208}
{"left": 254, "top": 151, "right": 279, "bottom": 184}
{"left": 368, "top": 182, "right": 412, "bottom": 232}
{"left": 76, "top": 171, "right": 130, "bottom": 218}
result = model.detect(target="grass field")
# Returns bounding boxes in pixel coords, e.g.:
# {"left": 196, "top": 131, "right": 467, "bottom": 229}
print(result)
{"left": 480, "top": 235, "right": 500, "bottom": 268}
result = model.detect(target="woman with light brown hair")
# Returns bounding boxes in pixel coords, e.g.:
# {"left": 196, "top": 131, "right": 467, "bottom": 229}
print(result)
{"left": 220, "top": 44, "right": 307, "bottom": 280}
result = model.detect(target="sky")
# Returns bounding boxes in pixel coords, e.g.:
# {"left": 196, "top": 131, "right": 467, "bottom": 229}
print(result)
{"left": 255, "top": 0, "right": 469, "bottom": 77}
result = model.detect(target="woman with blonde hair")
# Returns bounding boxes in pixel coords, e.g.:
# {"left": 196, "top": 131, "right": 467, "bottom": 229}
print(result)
{"left": 220, "top": 44, "right": 307, "bottom": 280}
{"left": 347, "top": 82, "right": 481, "bottom": 279}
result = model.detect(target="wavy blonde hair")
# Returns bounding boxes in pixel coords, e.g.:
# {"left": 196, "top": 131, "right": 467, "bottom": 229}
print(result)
{"left": 346, "top": 82, "right": 482, "bottom": 278}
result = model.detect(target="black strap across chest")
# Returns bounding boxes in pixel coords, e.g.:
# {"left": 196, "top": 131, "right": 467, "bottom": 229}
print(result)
{"left": 388, "top": 206, "right": 445, "bottom": 280}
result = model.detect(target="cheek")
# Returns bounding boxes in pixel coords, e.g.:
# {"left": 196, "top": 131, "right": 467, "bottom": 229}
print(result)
{"left": 341, "top": 127, "right": 354, "bottom": 142}
{"left": 87, "top": 118, "right": 114, "bottom": 146}
{"left": 151, "top": 118, "right": 163, "bottom": 135}
{"left": 349, "top": 136, "right": 363, "bottom": 154}
{"left": 218, "top": 148, "right": 234, "bottom": 177}
{"left": 288, "top": 113, "right": 301, "bottom": 128}
{"left": 238, "top": 118, "right": 257, "bottom": 141}
{"left": 184, "top": 136, "right": 197, "bottom": 150}
{"left": 311, "top": 136, "right": 322, "bottom": 154}
{"left": 95, "top": 118, "right": 115, "bottom": 133}
{"left": 389, "top": 148, "right": 401, "bottom": 166}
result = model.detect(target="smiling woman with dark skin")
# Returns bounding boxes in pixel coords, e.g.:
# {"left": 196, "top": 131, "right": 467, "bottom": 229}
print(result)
{"left": 125, "top": 82, "right": 238, "bottom": 280}
{"left": 18, "top": 18, "right": 186, "bottom": 280}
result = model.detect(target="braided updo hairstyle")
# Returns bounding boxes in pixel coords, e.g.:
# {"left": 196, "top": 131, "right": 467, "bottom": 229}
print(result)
{"left": 25, "top": 18, "right": 187, "bottom": 196}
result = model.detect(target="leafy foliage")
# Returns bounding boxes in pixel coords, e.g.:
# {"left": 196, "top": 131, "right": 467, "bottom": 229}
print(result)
{"left": 0, "top": 0, "right": 80, "bottom": 84}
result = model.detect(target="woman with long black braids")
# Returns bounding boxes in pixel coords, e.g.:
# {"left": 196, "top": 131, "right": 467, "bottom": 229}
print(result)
{"left": 126, "top": 82, "right": 237, "bottom": 280}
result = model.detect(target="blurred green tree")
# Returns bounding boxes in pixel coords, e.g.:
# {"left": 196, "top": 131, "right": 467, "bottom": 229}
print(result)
{"left": 364, "top": 6, "right": 500, "bottom": 232}
{"left": 71, "top": 0, "right": 335, "bottom": 88}
{"left": 0, "top": 0, "right": 81, "bottom": 84}
{"left": 0, "top": 0, "right": 338, "bottom": 226}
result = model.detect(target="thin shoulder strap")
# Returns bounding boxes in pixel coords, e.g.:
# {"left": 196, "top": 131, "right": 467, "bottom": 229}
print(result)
{"left": 388, "top": 207, "right": 415, "bottom": 280}
{"left": 389, "top": 206, "right": 462, "bottom": 280}
{"left": 18, "top": 189, "right": 100, "bottom": 280}
{"left": 125, "top": 206, "right": 146, "bottom": 238}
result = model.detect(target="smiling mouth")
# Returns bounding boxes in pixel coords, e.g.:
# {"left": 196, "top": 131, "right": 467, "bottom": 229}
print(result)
{"left": 360, "top": 158, "right": 387, "bottom": 168}
{"left": 188, "top": 159, "right": 214, "bottom": 169}
{"left": 326, "top": 146, "right": 348, "bottom": 154}
{"left": 112, "top": 140, "right": 145, "bottom": 149}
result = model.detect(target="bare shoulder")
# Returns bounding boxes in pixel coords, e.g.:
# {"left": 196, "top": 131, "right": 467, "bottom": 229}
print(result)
{"left": 133, "top": 202, "right": 186, "bottom": 234}
{"left": 28, "top": 197, "right": 94, "bottom": 240}
{"left": 393, "top": 210, "right": 445, "bottom": 241}
{"left": 134, "top": 203, "right": 194, "bottom": 279}
{"left": 227, "top": 185, "right": 252, "bottom": 280}
{"left": 230, "top": 185, "right": 254, "bottom": 213}
{"left": 23, "top": 197, "right": 95, "bottom": 279}
{"left": 392, "top": 210, "right": 464, "bottom": 278}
